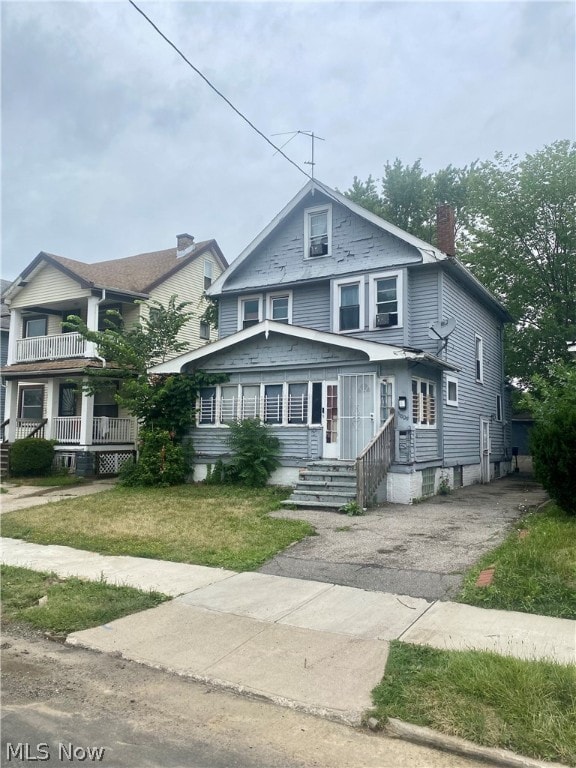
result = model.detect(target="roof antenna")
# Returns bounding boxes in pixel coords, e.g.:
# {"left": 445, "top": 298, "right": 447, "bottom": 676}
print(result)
{"left": 271, "top": 130, "right": 325, "bottom": 181}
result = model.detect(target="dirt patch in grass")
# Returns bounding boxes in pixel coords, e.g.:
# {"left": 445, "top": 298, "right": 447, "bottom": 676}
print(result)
{"left": 1, "top": 564, "right": 167, "bottom": 635}
{"left": 457, "top": 503, "right": 576, "bottom": 618}
{"left": 0, "top": 484, "right": 314, "bottom": 571}
{"left": 371, "top": 641, "right": 576, "bottom": 766}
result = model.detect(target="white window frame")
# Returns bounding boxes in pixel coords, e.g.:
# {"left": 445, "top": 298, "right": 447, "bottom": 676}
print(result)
{"left": 203, "top": 259, "right": 214, "bottom": 290}
{"left": 199, "top": 320, "right": 210, "bottom": 340}
{"left": 412, "top": 376, "right": 437, "bottom": 429}
{"left": 445, "top": 374, "right": 459, "bottom": 407}
{"left": 304, "top": 204, "right": 332, "bottom": 259}
{"left": 196, "top": 382, "right": 313, "bottom": 428}
{"left": 332, "top": 277, "right": 364, "bottom": 333}
{"left": 368, "top": 270, "right": 404, "bottom": 329}
{"left": 238, "top": 295, "right": 263, "bottom": 330}
{"left": 475, "top": 334, "right": 484, "bottom": 383}
{"left": 496, "top": 393, "right": 503, "bottom": 422}
{"left": 266, "top": 291, "right": 292, "bottom": 324}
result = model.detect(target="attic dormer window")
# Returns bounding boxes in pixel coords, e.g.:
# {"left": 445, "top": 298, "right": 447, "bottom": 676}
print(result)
{"left": 305, "top": 205, "right": 332, "bottom": 258}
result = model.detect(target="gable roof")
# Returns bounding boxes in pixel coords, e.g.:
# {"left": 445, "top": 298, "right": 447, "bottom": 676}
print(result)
{"left": 4, "top": 240, "right": 228, "bottom": 301}
{"left": 208, "top": 179, "right": 445, "bottom": 296}
{"left": 150, "top": 319, "right": 460, "bottom": 374}
{"left": 208, "top": 179, "right": 511, "bottom": 321}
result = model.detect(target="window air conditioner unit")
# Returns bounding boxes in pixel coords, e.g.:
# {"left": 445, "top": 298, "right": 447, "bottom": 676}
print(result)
{"left": 309, "top": 242, "right": 326, "bottom": 257}
{"left": 376, "top": 312, "right": 391, "bottom": 327}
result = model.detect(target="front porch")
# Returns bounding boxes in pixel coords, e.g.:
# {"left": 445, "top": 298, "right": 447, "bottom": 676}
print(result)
{"left": 8, "top": 416, "right": 135, "bottom": 445}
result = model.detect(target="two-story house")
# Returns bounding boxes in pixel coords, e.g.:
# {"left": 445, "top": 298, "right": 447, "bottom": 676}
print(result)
{"left": 151, "top": 181, "right": 512, "bottom": 505}
{"left": 1, "top": 235, "right": 227, "bottom": 477}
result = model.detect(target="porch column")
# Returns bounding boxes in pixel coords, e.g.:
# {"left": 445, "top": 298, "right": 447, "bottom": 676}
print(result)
{"left": 45, "top": 379, "right": 59, "bottom": 443}
{"left": 7, "top": 308, "right": 22, "bottom": 365}
{"left": 79, "top": 383, "right": 94, "bottom": 447}
{"left": 84, "top": 295, "right": 99, "bottom": 358}
{"left": 4, "top": 380, "right": 18, "bottom": 441}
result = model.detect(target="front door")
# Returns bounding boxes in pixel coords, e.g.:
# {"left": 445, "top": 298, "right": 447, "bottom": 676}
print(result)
{"left": 340, "top": 374, "right": 376, "bottom": 460}
{"left": 481, "top": 419, "right": 491, "bottom": 483}
{"left": 323, "top": 382, "right": 339, "bottom": 459}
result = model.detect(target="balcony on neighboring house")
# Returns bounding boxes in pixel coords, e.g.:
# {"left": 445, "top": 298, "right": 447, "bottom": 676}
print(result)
{"left": 15, "top": 332, "right": 87, "bottom": 363}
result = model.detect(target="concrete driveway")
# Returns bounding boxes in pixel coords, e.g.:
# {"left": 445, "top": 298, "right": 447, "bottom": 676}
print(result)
{"left": 260, "top": 473, "right": 548, "bottom": 600}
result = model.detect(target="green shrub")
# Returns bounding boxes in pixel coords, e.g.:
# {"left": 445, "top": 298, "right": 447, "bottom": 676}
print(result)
{"left": 525, "top": 364, "right": 576, "bottom": 516}
{"left": 119, "top": 428, "right": 189, "bottom": 487}
{"left": 9, "top": 438, "right": 57, "bottom": 477}
{"left": 227, "top": 419, "right": 280, "bottom": 488}
{"left": 531, "top": 411, "right": 576, "bottom": 515}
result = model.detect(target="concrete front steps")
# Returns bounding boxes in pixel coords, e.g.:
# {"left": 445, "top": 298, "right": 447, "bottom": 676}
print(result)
{"left": 281, "top": 461, "right": 357, "bottom": 510}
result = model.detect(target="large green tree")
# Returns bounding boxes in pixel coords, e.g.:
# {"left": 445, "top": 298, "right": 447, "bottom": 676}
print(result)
{"left": 345, "top": 141, "right": 576, "bottom": 386}
{"left": 464, "top": 141, "right": 576, "bottom": 386}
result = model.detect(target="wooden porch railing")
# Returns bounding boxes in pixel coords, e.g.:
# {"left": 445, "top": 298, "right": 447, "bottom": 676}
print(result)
{"left": 356, "top": 409, "right": 395, "bottom": 509}
{"left": 0, "top": 418, "right": 9, "bottom": 443}
{"left": 14, "top": 418, "right": 48, "bottom": 441}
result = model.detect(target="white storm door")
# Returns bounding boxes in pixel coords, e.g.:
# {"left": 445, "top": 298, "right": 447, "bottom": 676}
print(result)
{"left": 340, "top": 374, "right": 376, "bottom": 460}
{"left": 481, "top": 418, "right": 491, "bottom": 483}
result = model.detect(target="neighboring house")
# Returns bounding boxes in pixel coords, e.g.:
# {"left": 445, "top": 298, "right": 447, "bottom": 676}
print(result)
{"left": 152, "top": 180, "right": 513, "bottom": 506}
{"left": 1, "top": 235, "right": 227, "bottom": 476}
{"left": 0, "top": 279, "right": 12, "bottom": 421}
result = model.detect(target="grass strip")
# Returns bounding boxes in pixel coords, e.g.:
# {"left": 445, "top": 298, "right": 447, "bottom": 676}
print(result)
{"left": 1, "top": 564, "right": 168, "bottom": 634}
{"left": 3, "top": 475, "right": 87, "bottom": 488}
{"left": 0, "top": 484, "right": 314, "bottom": 571}
{"left": 457, "top": 503, "right": 576, "bottom": 619}
{"left": 372, "top": 641, "right": 576, "bottom": 766}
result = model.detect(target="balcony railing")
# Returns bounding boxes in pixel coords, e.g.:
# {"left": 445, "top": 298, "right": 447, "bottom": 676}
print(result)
{"left": 15, "top": 333, "right": 86, "bottom": 363}
{"left": 52, "top": 417, "right": 134, "bottom": 444}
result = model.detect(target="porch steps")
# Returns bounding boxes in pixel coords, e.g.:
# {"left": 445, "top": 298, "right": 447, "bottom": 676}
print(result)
{"left": 0, "top": 443, "right": 10, "bottom": 480}
{"left": 281, "top": 460, "right": 357, "bottom": 511}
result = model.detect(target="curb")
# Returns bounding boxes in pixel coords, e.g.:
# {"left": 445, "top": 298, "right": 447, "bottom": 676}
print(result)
{"left": 64, "top": 635, "right": 364, "bottom": 728}
{"left": 384, "top": 718, "right": 569, "bottom": 768}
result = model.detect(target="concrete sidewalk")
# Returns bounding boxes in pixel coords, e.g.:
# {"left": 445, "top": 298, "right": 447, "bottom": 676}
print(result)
{"left": 2, "top": 537, "right": 575, "bottom": 726}
{"left": 0, "top": 479, "right": 116, "bottom": 514}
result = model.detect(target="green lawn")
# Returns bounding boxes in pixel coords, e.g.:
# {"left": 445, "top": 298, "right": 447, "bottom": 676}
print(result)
{"left": 458, "top": 503, "right": 576, "bottom": 619}
{"left": 372, "top": 641, "right": 576, "bottom": 766}
{"left": 3, "top": 474, "right": 86, "bottom": 488}
{"left": 0, "top": 484, "right": 314, "bottom": 571}
{"left": 1, "top": 564, "right": 167, "bottom": 635}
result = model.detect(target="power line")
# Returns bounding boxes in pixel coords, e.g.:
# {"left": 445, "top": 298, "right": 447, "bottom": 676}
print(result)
{"left": 128, "top": 1, "right": 313, "bottom": 183}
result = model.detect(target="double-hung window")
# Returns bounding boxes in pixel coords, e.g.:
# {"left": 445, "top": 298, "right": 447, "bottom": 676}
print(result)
{"left": 445, "top": 375, "right": 459, "bottom": 407}
{"left": 305, "top": 205, "right": 332, "bottom": 258}
{"left": 475, "top": 335, "right": 484, "bottom": 383}
{"left": 496, "top": 394, "right": 503, "bottom": 422}
{"left": 204, "top": 259, "right": 213, "bottom": 290}
{"left": 264, "top": 385, "right": 283, "bottom": 424}
{"left": 199, "top": 387, "right": 216, "bottom": 424}
{"left": 267, "top": 292, "right": 291, "bottom": 324}
{"left": 239, "top": 296, "right": 262, "bottom": 329}
{"left": 19, "top": 385, "right": 44, "bottom": 420}
{"left": 333, "top": 278, "right": 363, "bottom": 332}
{"left": 369, "top": 271, "right": 402, "bottom": 329}
{"left": 412, "top": 378, "right": 436, "bottom": 427}
{"left": 288, "top": 383, "right": 308, "bottom": 424}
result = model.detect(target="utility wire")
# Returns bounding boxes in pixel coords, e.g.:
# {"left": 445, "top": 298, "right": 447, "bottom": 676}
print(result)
{"left": 128, "top": 0, "right": 313, "bottom": 183}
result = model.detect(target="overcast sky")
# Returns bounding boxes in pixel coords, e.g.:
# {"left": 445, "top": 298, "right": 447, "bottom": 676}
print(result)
{"left": 2, "top": 1, "right": 574, "bottom": 280}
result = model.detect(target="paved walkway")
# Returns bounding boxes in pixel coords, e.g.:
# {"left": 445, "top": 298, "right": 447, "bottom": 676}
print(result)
{"left": 2, "top": 537, "right": 574, "bottom": 726}
{"left": 0, "top": 479, "right": 117, "bottom": 514}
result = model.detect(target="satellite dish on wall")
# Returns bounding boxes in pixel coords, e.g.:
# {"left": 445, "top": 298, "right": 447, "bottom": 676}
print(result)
{"left": 427, "top": 317, "right": 457, "bottom": 341}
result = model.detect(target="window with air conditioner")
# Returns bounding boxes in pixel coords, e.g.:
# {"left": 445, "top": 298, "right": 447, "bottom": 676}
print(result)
{"left": 305, "top": 205, "right": 332, "bottom": 258}
{"left": 369, "top": 271, "right": 403, "bottom": 329}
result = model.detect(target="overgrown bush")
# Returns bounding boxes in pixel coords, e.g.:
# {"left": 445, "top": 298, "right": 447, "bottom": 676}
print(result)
{"left": 9, "top": 438, "right": 56, "bottom": 477}
{"left": 227, "top": 419, "right": 280, "bottom": 488}
{"left": 119, "top": 428, "right": 189, "bottom": 487}
{"left": 525, "top": 364, "right": 576, "bottom": 516}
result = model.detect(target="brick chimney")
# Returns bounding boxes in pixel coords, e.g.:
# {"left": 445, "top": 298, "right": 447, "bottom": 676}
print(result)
{"left": 436, "top": 205, "right": 456, "bottom": 256}
{"left": 176, "top": 233, "right": 195, "bottom": 257}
